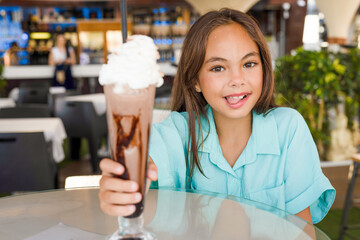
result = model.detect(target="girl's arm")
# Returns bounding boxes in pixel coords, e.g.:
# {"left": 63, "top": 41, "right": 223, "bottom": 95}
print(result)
{"left": 295, "top": 207, "right": 312, "bottom": 223}
{"left": 295, "top": 207, "right": 316, "bottom": 239}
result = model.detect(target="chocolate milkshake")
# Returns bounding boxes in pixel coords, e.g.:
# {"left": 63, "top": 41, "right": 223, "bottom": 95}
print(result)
{"left": 104, "top": 84, "right": 156, "bottom": 218}
{"left": 99, "top": 35, "right": 163, "bottom": 224}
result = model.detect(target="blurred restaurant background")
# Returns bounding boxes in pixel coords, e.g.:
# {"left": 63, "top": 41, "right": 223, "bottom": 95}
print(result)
{"left": 0, "top": 0, "right": 359, "bottom": 239}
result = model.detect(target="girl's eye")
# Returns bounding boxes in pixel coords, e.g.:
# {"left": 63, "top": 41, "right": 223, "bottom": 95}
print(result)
{"left": 210, "top": 66, "right": 225, "bottom": 72}
{"left": 243, "top": 62, "right": 257, "bottom": 68}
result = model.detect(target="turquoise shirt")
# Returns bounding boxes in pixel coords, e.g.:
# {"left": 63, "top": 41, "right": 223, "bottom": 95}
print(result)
{"left": 149, "top": 106, "right": 335, "bottom": 224}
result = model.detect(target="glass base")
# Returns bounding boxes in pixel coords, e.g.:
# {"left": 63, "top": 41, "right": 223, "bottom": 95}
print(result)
{"left": 109, "top": 230, "right": 156, "bottom": 240}
{"left": 108, "top": 215, "right": 156, "bottom": 240}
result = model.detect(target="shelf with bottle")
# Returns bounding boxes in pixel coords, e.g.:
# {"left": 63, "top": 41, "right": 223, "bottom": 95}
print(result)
{"left": 0, "top": 7, "right": 26, "bottom": 61}
{"left": 132, "top": 6, "right": 197, "bottom": 64}
{"left": 1, "top": 4, "right": 198, "bottom": 66}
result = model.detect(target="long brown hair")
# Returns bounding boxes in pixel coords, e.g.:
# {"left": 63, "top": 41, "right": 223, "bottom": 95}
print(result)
{"left": 171, "top": 8, "right": 277, "bottom": 183}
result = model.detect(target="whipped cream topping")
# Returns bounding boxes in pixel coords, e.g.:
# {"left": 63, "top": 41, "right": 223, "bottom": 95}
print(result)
{"left": 99, "top": 35, "right": 163, "bottom": 93}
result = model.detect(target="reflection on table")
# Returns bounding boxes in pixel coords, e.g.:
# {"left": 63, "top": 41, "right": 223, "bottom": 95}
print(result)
{"left": 0, "top": 118, "right": 67, "bottom": 162}
{"left": 0, "top": 188, "right": 330, "bottom": 240}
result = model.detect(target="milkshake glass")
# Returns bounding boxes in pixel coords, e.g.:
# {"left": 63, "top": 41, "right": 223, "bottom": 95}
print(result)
{"left": 99, "top": 35, "right": 163, "bottom": 240}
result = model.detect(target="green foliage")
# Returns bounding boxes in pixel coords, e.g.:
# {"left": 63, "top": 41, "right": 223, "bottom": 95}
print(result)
{"left": 334, "top": 49, "right": 360, "bottom": 127}
{"left": 0, "top": 63, "right": 6, "bottom": 97}
{"left": 274, "top": 47, "right": 360, "bottom": 159}
{"left": 315, "top": 207, "right": 360, "bottom": 239}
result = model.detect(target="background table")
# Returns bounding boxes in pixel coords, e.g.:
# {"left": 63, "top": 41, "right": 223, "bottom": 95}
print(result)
{"left": 0, "top": 188, "right": 329, "bottom": 240}
{"left": 0, "top": 98, "right": 16, "bottom": 108}
{"left": 0, "top": 118, "right": 67, "bottom": 162}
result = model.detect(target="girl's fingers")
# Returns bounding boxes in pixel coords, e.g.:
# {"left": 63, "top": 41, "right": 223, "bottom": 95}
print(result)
{"left": 100, "top": 202, "right": 136, "bottom": 217}
{"left": 99, "top": 190, "right": 142, "bottom": 205}
{"left": 100, "top": 158, "right": 124, "bottom": 176}
{"left": 147, "top": 158, "right": 158, "bottom": 181}
{"left": 99, "top": 175, "right": 138, "bottom": 192}
{"left": 100, "top": 158, "right": 158, "bottom": 180}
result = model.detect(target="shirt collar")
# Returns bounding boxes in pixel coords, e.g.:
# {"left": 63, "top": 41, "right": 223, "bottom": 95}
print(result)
{"left": 199, "top": 106, "right": 280, "bottom": 156}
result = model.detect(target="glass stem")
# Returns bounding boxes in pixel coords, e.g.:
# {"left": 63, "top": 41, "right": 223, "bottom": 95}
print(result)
{"left": 118, "top": 215, "right": 144, "bottom": 236}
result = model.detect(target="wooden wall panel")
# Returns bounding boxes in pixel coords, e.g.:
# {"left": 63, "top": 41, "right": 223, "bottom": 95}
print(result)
{"left": 285, "top": 0, "right": 307, "bottom": 53}
{"left": 322, "top": 164, "right": 360, "bottom": 210}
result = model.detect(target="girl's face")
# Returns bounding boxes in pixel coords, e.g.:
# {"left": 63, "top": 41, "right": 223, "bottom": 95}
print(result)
{"left": 197, "top": 23, "right": 263, "bottom": 122}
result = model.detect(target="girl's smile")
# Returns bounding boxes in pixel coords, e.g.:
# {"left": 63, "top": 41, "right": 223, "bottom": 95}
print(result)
{"left": 224, "top": 92, "right": 251, "bottom": 109}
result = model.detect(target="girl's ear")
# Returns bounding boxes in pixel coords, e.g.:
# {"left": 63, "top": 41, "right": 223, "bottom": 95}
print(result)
{"left": 195, "top": 83, "right": 201, "bottom": 92}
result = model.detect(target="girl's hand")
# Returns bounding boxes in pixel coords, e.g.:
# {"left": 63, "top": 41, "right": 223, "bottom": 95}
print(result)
{"left": 98, "top": 158, "right": 158, "bottom": 216}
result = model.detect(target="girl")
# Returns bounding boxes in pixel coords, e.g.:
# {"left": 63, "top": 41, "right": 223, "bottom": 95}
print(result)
{"left": 99, "top": 8, "right": 335, "bottom": 224}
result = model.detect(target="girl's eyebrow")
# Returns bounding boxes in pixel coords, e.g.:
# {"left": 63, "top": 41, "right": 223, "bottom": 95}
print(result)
{"left": 204, "top": 51, "right": 260, "bottom": 64}
{"left": 242, "top": 51, "right": 260, "bottom": 60}
{"left": 204, "top": 57, "right": 227, "bottom": 64}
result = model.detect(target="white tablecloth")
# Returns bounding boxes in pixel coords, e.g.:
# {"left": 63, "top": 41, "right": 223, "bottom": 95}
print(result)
{"left": 0, "top": 98, "right": 16, "bottom": 109}
{"left": 0, "top": 118, "right": 67, "bottom": 163}
{"left": 65, "top": 93, "right": 106, "bottom": 116}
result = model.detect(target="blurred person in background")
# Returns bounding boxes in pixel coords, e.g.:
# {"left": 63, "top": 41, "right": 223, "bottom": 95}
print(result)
{"left": 4, "top": 41, "right": 19, "bottom": 66}
{"left": 49, "top": 34, "right": 76, "bottom": 89}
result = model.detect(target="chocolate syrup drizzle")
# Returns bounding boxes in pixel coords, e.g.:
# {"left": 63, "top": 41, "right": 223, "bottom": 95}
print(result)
{"left": 112, "top": 113, "right": 146, "bottom": 218}
{"left": 113, "top": 114, "right": 142, "bottom": 180}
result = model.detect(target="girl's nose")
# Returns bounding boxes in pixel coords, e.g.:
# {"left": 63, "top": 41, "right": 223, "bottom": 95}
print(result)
{"left": 228, "top": 69, "right": 245, "bottom": 87}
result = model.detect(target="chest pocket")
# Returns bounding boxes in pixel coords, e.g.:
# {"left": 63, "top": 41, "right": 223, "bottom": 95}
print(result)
{"left": 245, "top": 182, "right": 285, "bottom": 211}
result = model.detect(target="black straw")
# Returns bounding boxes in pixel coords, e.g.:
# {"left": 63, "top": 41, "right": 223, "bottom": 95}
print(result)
{"left": 120, "top": 0, "right": 127, "bottom": 43}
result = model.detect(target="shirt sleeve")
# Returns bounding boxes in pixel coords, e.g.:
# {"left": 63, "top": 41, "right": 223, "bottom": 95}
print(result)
{"left": 283, "top": 110, "right": 335, "bottom": 224}
{"left": 149, "top": 111, "right": 188, "bottom": 189}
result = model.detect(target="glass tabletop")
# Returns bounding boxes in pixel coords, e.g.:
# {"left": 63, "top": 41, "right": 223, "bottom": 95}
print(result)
{"left": 0, "top": 187, "right": 330, "bottom": 240}
{"left": 149, "top": 186, "right": 330, "bottom": 240}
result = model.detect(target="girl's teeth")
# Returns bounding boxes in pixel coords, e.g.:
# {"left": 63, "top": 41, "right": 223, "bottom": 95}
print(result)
{"left": 227, "top": 95, "right": 247, "bottom": 100}
{"left": 226, "top": 95, "right": 247, "bottom": 104}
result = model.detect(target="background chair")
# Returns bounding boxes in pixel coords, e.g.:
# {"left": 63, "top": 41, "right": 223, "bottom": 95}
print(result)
{"left": 339, "top": 154, "right": 360, "bottom": 240}
{"left": 55, "top": 100, "right": 107, "bottom": 173}
{"left": 0, "top": 105, "right": 52, "bottom": 118}
{"left": 48, "top": 89, "right": 81, "bottom": 116}
{"left": 0, "top": 132, "right": 57, "bottom": 193}
{"left": 17, "top": 86, "right": 49, "bottom": 105}
{"left": 20, "top": 80, "right": 51, "bottom": 89}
